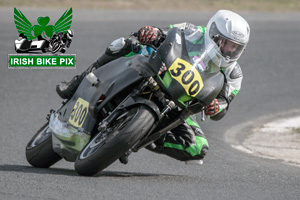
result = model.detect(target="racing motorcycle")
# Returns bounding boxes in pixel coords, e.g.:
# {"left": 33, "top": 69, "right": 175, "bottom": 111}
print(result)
{"left": 47, "top": 32, "right": 72, "bottom": 53}
{"left": 25, "top": 27, "right": 224, "bottom": 176}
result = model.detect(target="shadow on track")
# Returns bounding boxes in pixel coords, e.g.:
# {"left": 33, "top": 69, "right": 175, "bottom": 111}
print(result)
{"left": 0, "top": 164, "right": 77, "bottom": 176}
{"left": 0, "top": 164, "right": 181, "bottom": 178}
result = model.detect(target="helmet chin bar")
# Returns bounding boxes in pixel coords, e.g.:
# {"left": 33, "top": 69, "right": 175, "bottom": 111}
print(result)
{"left": 222, "top": 51, "right": 232, "bottom": 59}
{"left": 212, "top": 35, "right": 232, "bottom": 61}
{"left": 223, "top": 56, "right": 231, "bottom": 63}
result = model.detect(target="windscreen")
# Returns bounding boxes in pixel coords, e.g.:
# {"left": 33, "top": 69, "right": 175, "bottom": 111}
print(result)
{"left": 187, "top": 38, "right": 222, "bottom": 74}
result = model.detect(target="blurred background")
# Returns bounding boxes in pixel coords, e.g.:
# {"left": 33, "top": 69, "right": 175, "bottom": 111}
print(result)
{"left": 1, "top": 1, "right": 300, "bottom": 200}
{"left": 1, "top": 0, "right": 300, "bottom": 12}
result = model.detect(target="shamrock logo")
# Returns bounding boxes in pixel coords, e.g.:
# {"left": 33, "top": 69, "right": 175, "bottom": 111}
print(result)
{"left": 14, "top": 7, "right": 72, "bottom": 40}
{"left": 33, "top": 16, "right": 54, "bottom": 38}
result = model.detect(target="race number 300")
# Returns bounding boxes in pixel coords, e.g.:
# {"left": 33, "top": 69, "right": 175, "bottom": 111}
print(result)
{"left": 69, "top": 98, "right": 89, "bottom": 128}
{"left": 169, "top": 58, "right": 204, "bottom": 97}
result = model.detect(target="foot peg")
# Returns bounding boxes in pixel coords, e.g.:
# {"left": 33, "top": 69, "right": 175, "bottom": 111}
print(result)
{"left": 119, "top": 154, "right": 128, "bottom": 164}
{"left": 119, "top": 150, "right": 132, "bottom": 164}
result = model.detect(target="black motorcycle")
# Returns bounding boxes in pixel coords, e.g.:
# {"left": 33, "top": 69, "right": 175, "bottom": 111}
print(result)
{"left": 48, "top": 32, "right": 72, "bottom": 54}
{"left": 25, "top": 27, "right": 224, "bottom": 176}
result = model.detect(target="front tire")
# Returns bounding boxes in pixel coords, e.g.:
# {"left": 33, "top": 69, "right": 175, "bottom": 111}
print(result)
{"left": 75, "top": 105, "right": 155, "bottom": 176}
{"left": 50, "top": 42, "right": 60, "bottom": 53}
{"left": 26, "top": 123, "right": 62, "bottom": 168}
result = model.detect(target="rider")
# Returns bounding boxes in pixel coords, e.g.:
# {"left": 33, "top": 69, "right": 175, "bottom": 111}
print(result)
{"left": 50, "top": 29, "right": 74, "bottom": 53}
{"left": 56, "top": 10, "right": 250, "bottom": 164}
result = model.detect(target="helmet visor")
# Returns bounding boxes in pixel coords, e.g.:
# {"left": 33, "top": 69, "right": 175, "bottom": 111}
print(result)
{"left": 219, "top": 37, "right": 246, "bottom": 61}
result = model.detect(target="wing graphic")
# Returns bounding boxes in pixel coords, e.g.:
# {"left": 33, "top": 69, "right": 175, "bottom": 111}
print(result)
{"left": 14, "top": 8, "right": 35, "bottom": 40}
{"left": 54, "top": 8, "right": 73, "bottom": 33}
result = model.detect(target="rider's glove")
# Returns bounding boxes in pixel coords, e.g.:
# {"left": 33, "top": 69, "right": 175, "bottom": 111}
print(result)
{"left": 205, "top": 98, "right": 219, "bottom": 116}
{"left": 137, "top": 26, "right": 162, "bottom": 46}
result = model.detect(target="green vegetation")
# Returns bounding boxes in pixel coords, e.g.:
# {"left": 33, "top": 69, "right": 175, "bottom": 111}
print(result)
{"left": 1, "top": 0, "right": 300, "bottom": 12}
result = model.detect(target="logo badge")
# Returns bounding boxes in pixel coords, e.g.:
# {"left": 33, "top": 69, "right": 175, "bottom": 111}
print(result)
{"left": 9, "top": 8, "right": 76, "bottom": 69}
{"left": 232, "top": 31, "right": 244, "bottom": 38}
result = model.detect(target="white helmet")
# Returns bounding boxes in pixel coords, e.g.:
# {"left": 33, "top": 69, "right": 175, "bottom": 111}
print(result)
{"left": 205, "top": 10, "right": 250, "bottom": 65}
{"left": 67, "top": 29, "right": 74, "bottom": 39}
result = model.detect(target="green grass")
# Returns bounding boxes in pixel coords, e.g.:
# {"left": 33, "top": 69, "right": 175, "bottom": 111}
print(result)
{"left": 1, "top": 0, "right": 300, "bottom": 12}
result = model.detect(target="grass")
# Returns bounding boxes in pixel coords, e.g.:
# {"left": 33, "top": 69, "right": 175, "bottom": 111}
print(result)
{"left": 1, "top": 0, "right": 300, "bottom": 12}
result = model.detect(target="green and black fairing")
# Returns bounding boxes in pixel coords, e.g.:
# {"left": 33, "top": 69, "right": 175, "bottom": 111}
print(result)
{"left": 154, "top": 27, "right": 224, "bottom": 109}
{"left": 50, "top": 54, "right": 161, "bottom": 161}
{"left": 57, "top": 55, "right": 160, "bottom": 134}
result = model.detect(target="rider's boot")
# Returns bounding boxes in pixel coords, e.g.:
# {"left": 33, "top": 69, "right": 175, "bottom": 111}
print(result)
{"left": 56, "top": 53, "right": 116, "bottom": 99}
{"left": 56, "top": 38, "right": 139, "bottom": 99}
{"left": 145, "top": 135, "right": 166, "bottom": 154}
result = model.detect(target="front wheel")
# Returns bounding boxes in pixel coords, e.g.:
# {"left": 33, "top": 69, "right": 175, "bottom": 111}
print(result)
{"left": 50, "top": 42, "right": 61, "bottom": 53}
{"left": 75, "top": 105, "right": 156, "bottom": 176}
{"left": 26, "top": 123, "right": 62, "bottom": 168}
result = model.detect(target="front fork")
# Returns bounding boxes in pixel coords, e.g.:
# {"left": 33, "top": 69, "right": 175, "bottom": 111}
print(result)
{"left": 97, "top": 77, "right": 174, "bottom": 134}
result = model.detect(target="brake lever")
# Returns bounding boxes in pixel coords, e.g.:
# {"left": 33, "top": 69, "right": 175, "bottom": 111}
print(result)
{"left": 201, "top": 110, "right": 206, "bottom": 121}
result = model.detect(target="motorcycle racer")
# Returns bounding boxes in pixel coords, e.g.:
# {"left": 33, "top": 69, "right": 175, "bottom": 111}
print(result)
{"left": 56, "top": 10, "right": 250, "bottom": 164}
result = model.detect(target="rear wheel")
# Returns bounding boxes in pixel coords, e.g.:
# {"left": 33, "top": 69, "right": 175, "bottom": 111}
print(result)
{"left": 26, "top": 123, "right": 62, "bottom": 168}
{"left": 75, "top": 105, "right": 155, "bottom": 176}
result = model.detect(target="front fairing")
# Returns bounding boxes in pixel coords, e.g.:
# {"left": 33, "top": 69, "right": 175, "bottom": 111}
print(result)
{"left": 48, "top": 54, "right": 158, "bottom": 161}
{"left": 56, "top": 55, "right": 157, "bottom": 134}
{"left": 155, "top": 27, "right": 223, "bottom": 107}
{"left": 49, "top": 113, "right": 91, "bottom": 161}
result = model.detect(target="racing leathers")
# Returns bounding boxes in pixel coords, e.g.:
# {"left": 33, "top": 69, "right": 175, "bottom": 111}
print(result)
{"left": 56, "top": 23, "right": 243, "bottom": 163}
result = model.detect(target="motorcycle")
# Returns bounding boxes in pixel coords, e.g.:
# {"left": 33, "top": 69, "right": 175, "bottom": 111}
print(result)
{"left": 25, "top": 27, "right": 224, "bottom": 176}
{"left": 47, "top": 32, "right": 72, "bottom": 54}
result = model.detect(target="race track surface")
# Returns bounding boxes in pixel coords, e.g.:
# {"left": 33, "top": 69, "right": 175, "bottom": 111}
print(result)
{"left": 0, "top": 9, "right": 299, "bottom": 200}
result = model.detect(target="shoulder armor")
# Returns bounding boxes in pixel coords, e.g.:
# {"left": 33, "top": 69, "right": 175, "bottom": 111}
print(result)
{"left": 230, "top": 63, "right": 243, "bottom": 79}
{"left": 171, "top": 23, "right": 199, "bottom": 32}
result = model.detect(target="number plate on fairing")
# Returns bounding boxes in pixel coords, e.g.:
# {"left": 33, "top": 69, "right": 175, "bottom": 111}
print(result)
{"left": 69, "top": 98, "right": 89, "bottom": 128}
{"left": 169, "top": 58, "right": 204, "bottom": 97}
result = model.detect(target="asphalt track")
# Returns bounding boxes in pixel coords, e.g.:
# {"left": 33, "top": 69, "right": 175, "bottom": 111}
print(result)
{"left": 1, "top": 8, "right": 300, "bottom": 200}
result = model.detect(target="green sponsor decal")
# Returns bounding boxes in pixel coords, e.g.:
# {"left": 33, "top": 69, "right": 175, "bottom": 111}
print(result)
{"left": 8, "top": 54, "right": 76, "bottom": 68}
{"left": 232, "top": 89, "right": 240, "bottom": 96}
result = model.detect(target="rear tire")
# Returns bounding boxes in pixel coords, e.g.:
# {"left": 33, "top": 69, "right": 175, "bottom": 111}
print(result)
{"left": 26, "top": 123, "right": 62, "bottom": 168}
{"left": 75, "top": 105, "right": 155, "bottom": 176}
